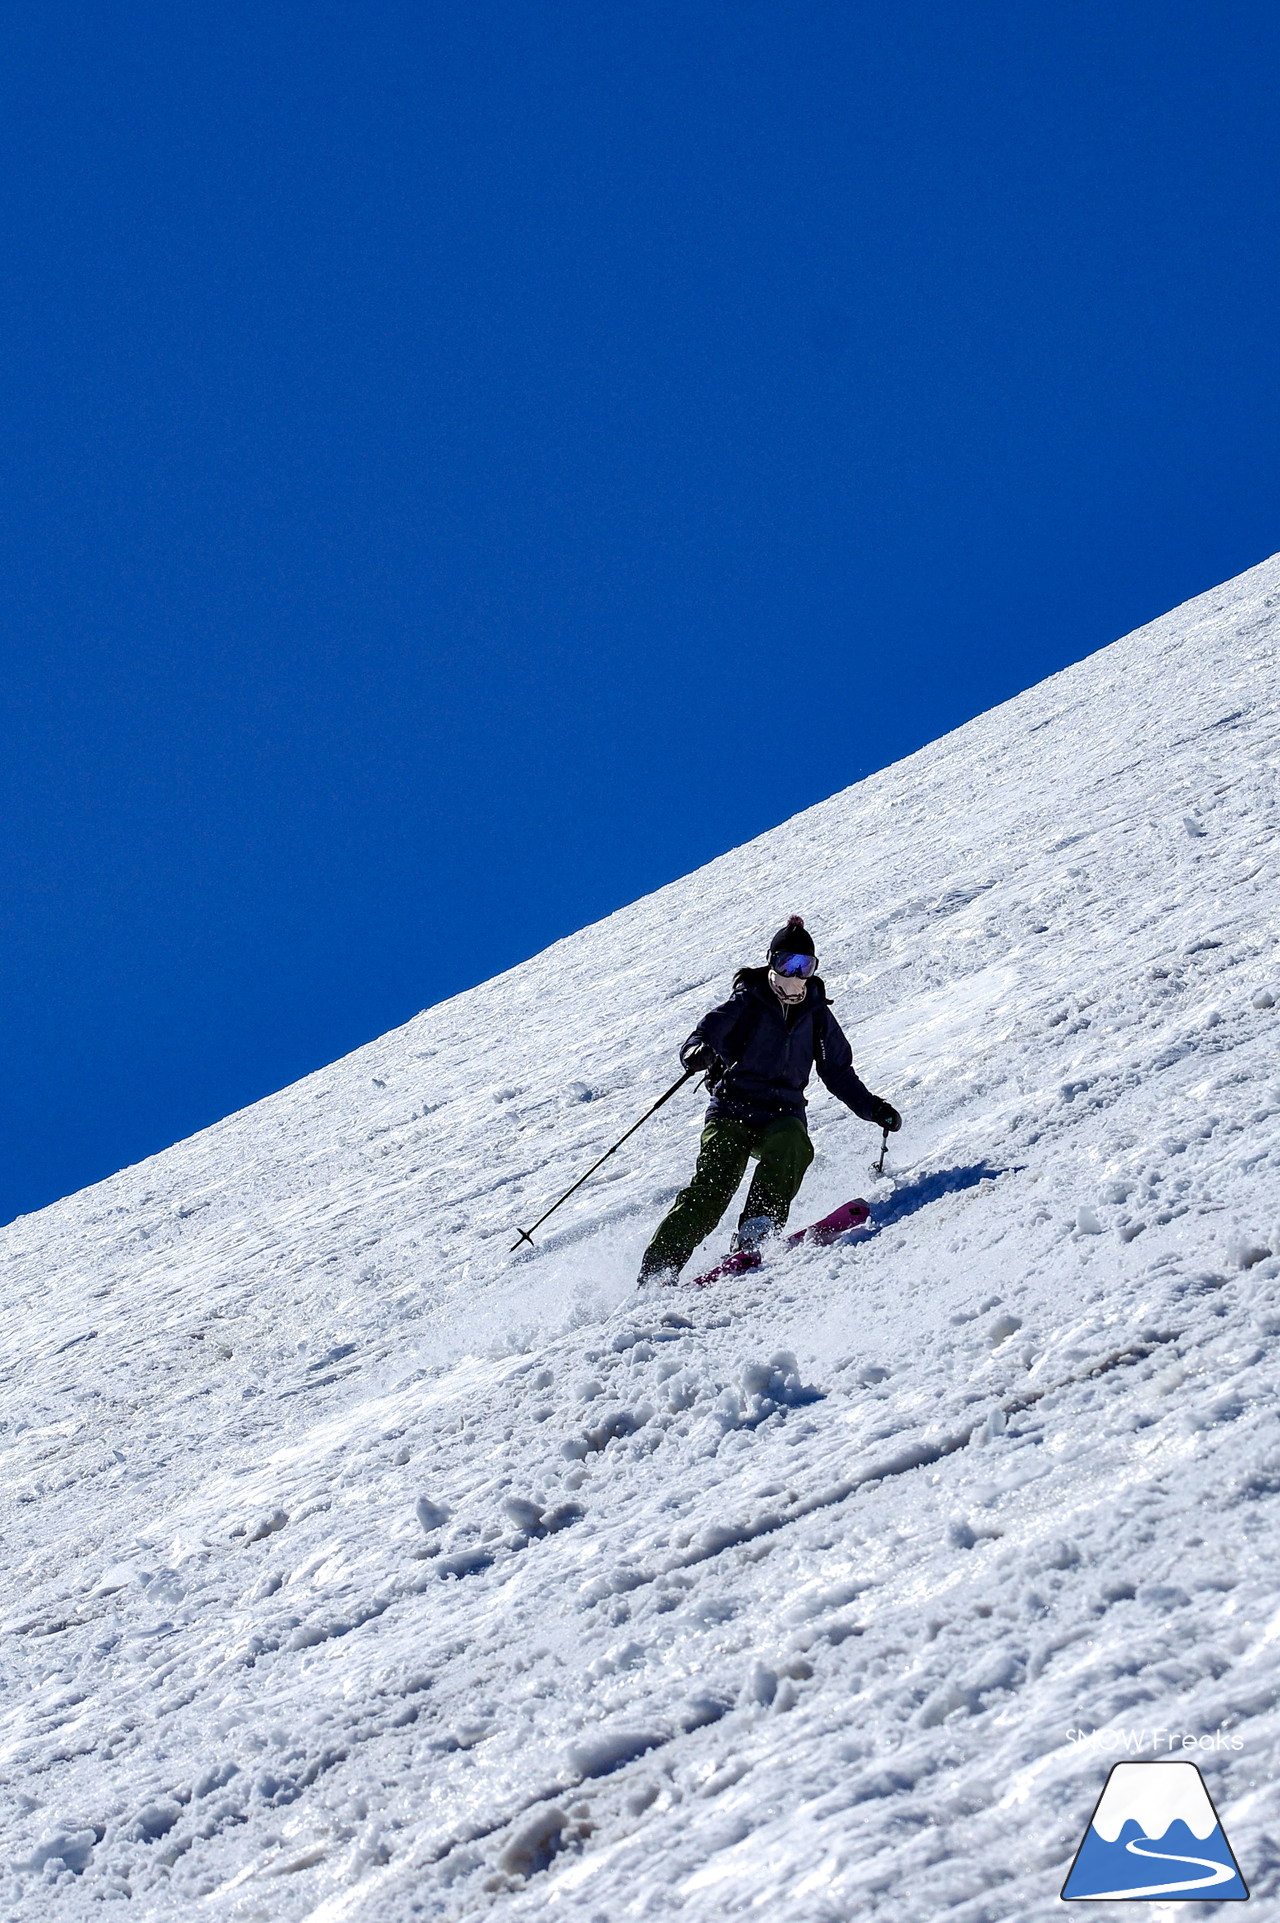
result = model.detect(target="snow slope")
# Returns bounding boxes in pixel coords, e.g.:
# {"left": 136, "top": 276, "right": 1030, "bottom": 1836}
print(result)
{"left": 2, "top": 555, "right": 1279, "bottom": 1922}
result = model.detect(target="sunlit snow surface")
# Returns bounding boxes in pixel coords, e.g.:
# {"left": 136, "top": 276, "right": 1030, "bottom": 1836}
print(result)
{"left": 3, "top": 557, "right": 1279, "bottom": 1922}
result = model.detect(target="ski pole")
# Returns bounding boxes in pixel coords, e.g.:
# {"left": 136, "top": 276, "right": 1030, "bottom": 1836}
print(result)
{"left": 874, "top": 1124, "right": 890, "bottom": 1177}
{"left": 510, "top": 1065, "right": 698, "bottom": 1252}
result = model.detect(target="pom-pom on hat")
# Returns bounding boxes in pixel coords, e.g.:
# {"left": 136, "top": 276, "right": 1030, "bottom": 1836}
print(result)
{"left": 767, "top": 915, "right": 816, "bottom": 962}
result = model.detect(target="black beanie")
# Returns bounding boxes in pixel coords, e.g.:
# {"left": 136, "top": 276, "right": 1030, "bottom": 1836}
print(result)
{"left": 767, "top": 915, "right": 816, "bottom": 962}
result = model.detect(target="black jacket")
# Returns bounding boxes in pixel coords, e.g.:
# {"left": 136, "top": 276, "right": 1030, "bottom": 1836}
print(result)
{"left": 681, "top": 968, "right": 881, "bottom": 1129}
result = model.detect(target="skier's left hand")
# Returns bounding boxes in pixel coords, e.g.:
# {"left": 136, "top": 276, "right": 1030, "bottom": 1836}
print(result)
{"left": 870, "top": 1098, "right": 902, "bottom": 1132}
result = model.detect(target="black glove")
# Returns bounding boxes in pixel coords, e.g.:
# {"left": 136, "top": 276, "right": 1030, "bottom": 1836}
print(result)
{"left": 869, "top": 1097, "right": 902, "bottom": 1132}
{"left": 682, "top": 1041, "right": 718, "bottom": 1077}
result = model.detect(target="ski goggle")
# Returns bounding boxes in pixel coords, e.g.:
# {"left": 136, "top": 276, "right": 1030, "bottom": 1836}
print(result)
{"left": 770, "top": 951, "right": 817, "bottom": 978}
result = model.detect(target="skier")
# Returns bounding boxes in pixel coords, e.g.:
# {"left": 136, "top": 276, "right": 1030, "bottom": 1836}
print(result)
{"left": 637, "top": 917, "right": 900, "bottom": 1286}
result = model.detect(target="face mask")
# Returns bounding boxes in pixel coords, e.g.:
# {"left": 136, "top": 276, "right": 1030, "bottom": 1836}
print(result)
{"left": 768, "top": 968, "right": 808, "bottom": 1003}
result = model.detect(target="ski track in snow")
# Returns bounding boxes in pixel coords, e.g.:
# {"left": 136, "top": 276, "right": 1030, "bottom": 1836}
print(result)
{"left": 2, "top": 557, "right": 1279, "bottom": 1921}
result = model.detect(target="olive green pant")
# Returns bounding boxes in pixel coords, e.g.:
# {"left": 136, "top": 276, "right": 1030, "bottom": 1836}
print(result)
{"left": 639, "top": 1115, "right": 814, "bottom": 1280}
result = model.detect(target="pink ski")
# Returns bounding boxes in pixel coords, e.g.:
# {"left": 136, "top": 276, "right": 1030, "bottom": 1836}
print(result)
{"left": 791, "top": 1196, "right": 872, "bottom": 1247}
{"left": 685, "top": 1197, "right": 872, "bottom": 1288}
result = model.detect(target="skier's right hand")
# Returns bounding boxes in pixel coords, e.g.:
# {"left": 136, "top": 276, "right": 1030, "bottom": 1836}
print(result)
{"left": 869, "top": 1097, "right": 902, "bottom": 1132}
{"left": 682, "top": 1040, "right": 719, "bottom": 1077}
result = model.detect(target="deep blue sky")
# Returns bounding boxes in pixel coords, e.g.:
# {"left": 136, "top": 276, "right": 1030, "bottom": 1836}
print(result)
{"left": 2, "top": 1, "right": 1278, "bottom": 1224}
